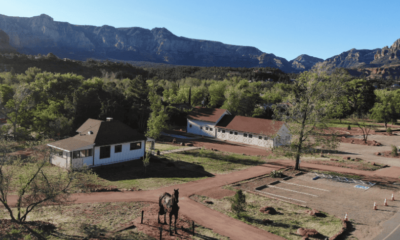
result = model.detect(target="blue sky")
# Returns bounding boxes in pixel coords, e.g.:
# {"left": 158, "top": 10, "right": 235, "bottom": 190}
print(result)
{"left": 1, "top": 0, "right": 400, "bottom": 61}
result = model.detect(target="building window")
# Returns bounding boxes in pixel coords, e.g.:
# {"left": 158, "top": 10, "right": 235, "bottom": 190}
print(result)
{"left": 189, "top": 124, "right": 192, "bottom": 128}
{"left": 206, "top": 127, "right": 209, "bottom": 130}
{"left": 222, "top": 130, "right": 225, "bottom": 133}
{"left": 244, "top": 133, "right": 248, "bottom": 137}
{"left": 234, "top": 132, "right": 238, "bottom": 135}
{"left": 200, "top": 126, "right": 203, "bottom": 130}
{"left": 100, "top": 146, "right": 111, "bottom": 159}
{"left": 73, "top": 149, "right": 93, "bottom": 159}
{"left": 249, "top": 134, "right": 253, "bottom": 138}
{"left": 130, "top": 142, "right": 142, "bottom": 150}
{"left": 115, "top": 145, "right": 122, "bottom": 153}
{"left": 259, "top": 136, "right": 262, "bottom": 140}
{"left": 264, "top": 137, "right": 268, "bottom": 140}
{"left": 210, "top": 127, "right": 213, "bottom": 131}
{"left": 230, "top": 131, "right": 233, "bottom": 134}
{"left": 218, "top": 129, "right": 221, "bottom": 132}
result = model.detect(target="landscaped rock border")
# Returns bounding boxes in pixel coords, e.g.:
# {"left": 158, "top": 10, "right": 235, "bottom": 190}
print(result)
{"left": 329, "top": 219, "right": 348, "bottom": 240}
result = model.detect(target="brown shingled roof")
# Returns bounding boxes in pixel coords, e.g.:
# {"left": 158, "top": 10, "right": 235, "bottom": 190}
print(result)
{"left": 76, "top": 118, "right": 103, "bottom": 133}
{"left": 48, "top": 119, "right": 146, "bottom": 151}
{"left": 188, "top": 107, "right": 229, "bottom": 122}
{"left": 216, "top": 115, "right": 284, "bottom": 136}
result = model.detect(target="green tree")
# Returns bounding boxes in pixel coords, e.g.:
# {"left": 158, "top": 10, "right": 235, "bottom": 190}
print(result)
{"left": 370, "top": 90, "right": 400, "bottom": 128}
{"left": 229, "top": 190, "right": 247, "bottom": 218}
{"left": 273, "top": 69, "right": 344, "bottom": 170}
{"left": 344, "top": 79, "right": 376, "bottom": 116}
{"left": 146, "top": 90, "right": 169, "bottom": 140}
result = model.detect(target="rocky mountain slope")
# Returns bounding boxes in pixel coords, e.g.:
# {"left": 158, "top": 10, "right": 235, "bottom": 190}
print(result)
{"left": 289, "top": 54, "right": 323, "bottom": 71}
{"left": 0, "top": 14, "right": 303, "bottom": 72}
{"left": 0, "top": 29, "right": 17, "bottom": 53}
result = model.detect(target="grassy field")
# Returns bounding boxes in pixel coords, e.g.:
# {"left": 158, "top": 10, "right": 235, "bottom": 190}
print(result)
{"left": 191, "top": 190, "right": 343, "bottom": 240}
{"left": 90, "top": 149, "right": 267, "bottom": 191}
{"left": 324, "top": 119, "right": 381, "bottom": 129}
{"left": 145, "top": 142, "right": 183, "bottom": 152}
{"left": 0, "top": 202, "right": 229, "bottom": 240}
{"left": 163, "top": 149, "right": 266, "bottom": 175}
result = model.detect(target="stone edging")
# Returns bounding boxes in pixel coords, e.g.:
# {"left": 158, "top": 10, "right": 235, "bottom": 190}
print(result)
{"left": 329, "top": 219, "right": 348, "bottom": 240}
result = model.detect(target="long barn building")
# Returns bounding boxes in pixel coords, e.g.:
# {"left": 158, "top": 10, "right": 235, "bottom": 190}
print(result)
{"left": 187, "top": 107, "right": 291, "bottom": 148}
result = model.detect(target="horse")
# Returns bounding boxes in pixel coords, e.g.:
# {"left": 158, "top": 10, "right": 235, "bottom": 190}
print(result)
{"left": 158, "top": 188, "right": 180, "bottom": 235}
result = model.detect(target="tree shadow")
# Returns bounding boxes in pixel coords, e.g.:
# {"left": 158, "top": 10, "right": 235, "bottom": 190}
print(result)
{"left": 91, "top": 155, "right": 214, "bottom": 183}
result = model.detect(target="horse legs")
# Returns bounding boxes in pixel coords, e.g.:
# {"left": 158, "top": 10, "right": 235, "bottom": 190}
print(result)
{"left": 174, "top": 212, "right": 178, "bottom": 234}
{"left": 169, "top": 213, "right": 173, "bottom": 235}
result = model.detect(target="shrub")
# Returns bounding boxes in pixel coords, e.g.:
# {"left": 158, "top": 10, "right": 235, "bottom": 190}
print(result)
{"left": 347, "top": 125, "right": 351, "bottom": 130}
{"left": 391, "top": 145, "right": 398, "bottom": 157}
{"left": 229, "top": 190, "right": 247, "bottom": 217}
{"left": 270, "top": 170, "right": 283, "bottom": 178}
{"left": 387, "top": 127, "right": 392, "bottom": 134}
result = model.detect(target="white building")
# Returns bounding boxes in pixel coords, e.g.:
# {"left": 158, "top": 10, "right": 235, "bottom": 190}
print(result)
{"left": 47, "top": 118, "right": 146, "bottom": 169}
{"left": 215, "top": 115, "right": 290, "bottom": 148}
{"left": 187, "top": 108, "right": 230, "bottom": 138}
{"left": 187, "top": 108, "right": 291, "bottom": 148}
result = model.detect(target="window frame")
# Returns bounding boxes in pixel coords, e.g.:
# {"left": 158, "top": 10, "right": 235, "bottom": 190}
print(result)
{"left": 130, "top": 142, "right": 142, "bottom": 151}
{"left": 100, "top": 146, "right": 111, "bottom": 159}
{"left": 115, "top": 144, "right": 122, "bottom": 153}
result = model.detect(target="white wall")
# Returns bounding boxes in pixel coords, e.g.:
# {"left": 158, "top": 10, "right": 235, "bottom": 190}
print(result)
{"left": 216, "top": 129, "right": 274, "bottom": 148}
{"left": 50, "top": 155, "right": 69, "bottom": 169}
{"left": 187, "top": 119, "right": 217, "bottom": 138}
{"left": 93, "top": 140, "right": 145, "bottom": 166}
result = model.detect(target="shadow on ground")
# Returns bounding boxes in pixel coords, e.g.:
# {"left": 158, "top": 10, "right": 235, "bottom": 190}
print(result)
{"left": 91, "top": 155, "right": 214, "bottom": 182}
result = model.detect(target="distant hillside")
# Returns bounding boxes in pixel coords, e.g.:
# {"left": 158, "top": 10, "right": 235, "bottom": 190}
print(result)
{"left": 0, "top": 14, "right": 299, "bottom": 72}
{"left": 289, "top": 54, "right": 323, "bottom": 72}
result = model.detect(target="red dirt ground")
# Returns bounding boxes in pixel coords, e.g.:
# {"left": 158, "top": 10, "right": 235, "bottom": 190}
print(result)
{"left": 195, "top": 187, "right": 236, "bottom": 199}
{"left": 377, "top": 151, "right": 400, "bottom": 159}
{"left": 124, "top": 203, "right": 199, "bottom": 240}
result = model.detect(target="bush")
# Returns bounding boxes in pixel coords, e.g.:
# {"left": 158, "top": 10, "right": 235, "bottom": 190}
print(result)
{"left": 347, "top": 125, "right": 351, "bottom": 130}
{"left": 270, "top": 170, "right": 283, "bottom": 178}
{"left": 391, "top": 145, "right": 398, "bottom": 157}
{"left": 229, "top": 190, "right": 247, "bottom": 217}
{"left": 387, "top": 127, "right": 392, "bottom": 134}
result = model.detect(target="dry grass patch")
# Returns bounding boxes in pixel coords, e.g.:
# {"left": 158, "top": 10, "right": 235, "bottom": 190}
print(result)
{"left": 191, "top": 191, "right": 342, "bottom": 240}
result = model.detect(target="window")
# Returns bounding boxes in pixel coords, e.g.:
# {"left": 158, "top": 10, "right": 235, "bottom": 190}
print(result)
{"left": 218, "top": 129, "right": 221, "bottom": 132}
{"left": 234, "top": 132, "right": 238, "bottom": 135}
{"left": 259, "top": 136, "right": 262, "bottom": 140}
{"left": 230, "top": 131, "right": 233, "bottom": 134}
{"left": 115, "top": 145, "right": 122, "bottom": 153}
{"left": 264, "top": 137, "right": 268, "bottom": 140}
{"left": 200, "top": 126, "right": 203, "bottom": 130}
{"left": 206, "top": 127, "right": 209, "bottom": 130}
{"left": 73, "top": 149, "right": 93, "bottom": 159}
{"left": 100, "top": 146, "right": 111, "bottom": 159}
{"left": 73, "top": 151, "right": 80, "bottom": 159}
{"left": 249, "top": 134, "right": 253, "bottom": 138}
{"left": 244, "top": 133, "right": 248, "bottom": 137}
{"left": 222, "top": 130, "right": 225, "bottom": 133}
{"left": 189, "top": 124, "right": 192, "bottom": 128}
{"left": 210, "top": 127, "right": 213, "bottom": 131}
{"left": 130, "top": 142, "right": 142, "bottom": 150}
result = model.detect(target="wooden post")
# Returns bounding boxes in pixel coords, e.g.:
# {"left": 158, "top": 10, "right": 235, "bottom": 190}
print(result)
{"left": 141, "top": 210, "right": 144, "bottom": 224}
{"left": 192, "top": 221, "right": 195, "bottom": 236}
{"left": 159, "top": 227, "right": 163, "bottom": 240}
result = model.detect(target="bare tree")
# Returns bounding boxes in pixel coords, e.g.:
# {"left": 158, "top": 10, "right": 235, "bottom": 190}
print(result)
{"left": 351, "top": 114, "right": 376, "bottom": 143}
{"left": 0, "top": 140, "right": 96, "bottom": 225}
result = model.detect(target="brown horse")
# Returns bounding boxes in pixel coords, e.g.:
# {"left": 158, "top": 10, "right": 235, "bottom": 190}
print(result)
{"left": 158, "top": 189, "right": 180, "bottom": 235}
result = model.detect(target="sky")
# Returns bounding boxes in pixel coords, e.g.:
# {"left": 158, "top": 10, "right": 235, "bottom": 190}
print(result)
{"left": 1, "top": 0, "right": 400, "bottom": 61}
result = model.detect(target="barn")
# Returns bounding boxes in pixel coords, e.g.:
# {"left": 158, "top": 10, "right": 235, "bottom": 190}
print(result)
{"left": 187, "top": 107, "right": 231, "bottom": 138}
{"left": 187, "top": 107, "right": 291, "bottom": 148}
